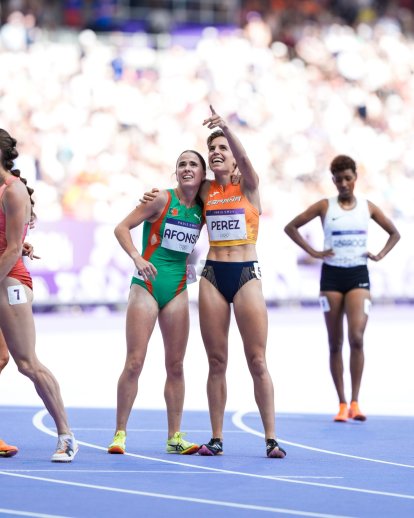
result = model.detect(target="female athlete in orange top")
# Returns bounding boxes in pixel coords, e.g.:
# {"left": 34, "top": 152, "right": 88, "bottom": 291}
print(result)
{"left": 195, "top": 107, "right": 285, "bottom": 458}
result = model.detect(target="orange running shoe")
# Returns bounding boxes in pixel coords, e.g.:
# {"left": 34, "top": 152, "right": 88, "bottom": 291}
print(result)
{"left": 0, "top": 439, "right": 18, "bottom": 457}
{"left": 348, "top": 401, "right": 367, "bottom": 421}
{"left": 334, "top": 403, "right": 348, "bottom": 422}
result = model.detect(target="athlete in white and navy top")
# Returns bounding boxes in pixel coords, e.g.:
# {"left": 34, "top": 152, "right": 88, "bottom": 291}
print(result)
{"left": 285, "top": 155, "right": 400, "bottom": 424}
{"left": 323, "top": 196, "right": 370, "bottom": 268}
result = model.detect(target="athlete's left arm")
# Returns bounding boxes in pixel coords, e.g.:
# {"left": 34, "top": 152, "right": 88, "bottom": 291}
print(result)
{"left": 203, "top": 105, "right": 259, "bottom": 192}
{"left": 367, "top": 201, "right": 401, "bottom": 261}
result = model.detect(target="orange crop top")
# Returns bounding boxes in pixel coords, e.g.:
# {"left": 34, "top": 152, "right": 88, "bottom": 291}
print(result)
{"left": 203, "top": 180, "right": 259, "bottom": 247}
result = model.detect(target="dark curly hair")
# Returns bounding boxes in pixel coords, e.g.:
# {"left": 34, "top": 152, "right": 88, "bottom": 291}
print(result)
{"left": 330, "top": 155, "right": 357, "bottom": 175}
{"left": 0, "top": 129, "right": 35, "bottom": 219}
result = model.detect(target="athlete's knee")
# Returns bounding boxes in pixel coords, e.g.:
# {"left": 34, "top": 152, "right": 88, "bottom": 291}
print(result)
{"left": 349, "top": 331, "right": 364, "bottom": 350}
{"left": 247, "top": 354, "right": 268, "bottom": 378}
{"left": 165, "top": 359, "right": 184, "bottom": 379}
{"left": 207, "top": 353, "right": 227, "bottom": 375}
{"left": 124, "top": 357, "right": 145, "bottom": 377}
{"left": 328, "top": 340, "right": 343, "bottom": 354}
{"left": 16, "top": 358, "right": 42, "bottom": 380}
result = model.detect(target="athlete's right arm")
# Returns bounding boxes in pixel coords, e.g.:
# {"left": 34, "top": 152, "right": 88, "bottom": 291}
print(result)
{"left": 114, "top": 192, "right": 168, "bottom": 280}
{"left": 22, "top": 242, "right": 40, "bottom": 260}
{"left": 284, "top": 199, "right": 334, "bottom": 260}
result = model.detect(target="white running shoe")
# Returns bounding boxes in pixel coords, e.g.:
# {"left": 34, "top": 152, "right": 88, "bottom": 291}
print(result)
{"left": 51, "top": 434, "right": 78, "bottom": 462}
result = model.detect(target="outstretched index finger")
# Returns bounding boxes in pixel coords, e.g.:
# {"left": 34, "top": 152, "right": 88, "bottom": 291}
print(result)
{"left": 210, "top": 104, "right": 216, "bottom": 115}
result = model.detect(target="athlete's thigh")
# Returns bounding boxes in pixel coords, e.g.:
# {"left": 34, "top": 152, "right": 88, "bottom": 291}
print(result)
{"left": 0, "top": 277, "right": 36, "bottom": 362}
{"left": 320, "top": 291, "right": 345, "bottom": 344}
{"left": 233, "top": 279, "right": 268, "bottom": 352}
{"left": 344, "top": 289, "right": 370, "bottom": 337}
{"left": 158, "top": 289, "right": 190, "bottom": 362}
{"left": 125, "top": 284, "right": 159, "bottom": 358}
{"left": 199, "top": 277, "right": 231, "bottom": 356}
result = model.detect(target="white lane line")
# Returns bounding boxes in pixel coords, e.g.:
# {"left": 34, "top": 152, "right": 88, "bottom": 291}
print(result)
{"left": 32, "top": 409, "right": 414, "bottom": 501}
{"left": 71, "top": 428, "right": 245, "bottom": 433}
{"left": 0, "top": 509, "right": 71, "bottom": 517}
{"left": 0, "top": 471, "right": 352, "bottom": 518}
{"left": 268, "top": 475, "right": 344, "bottom": 480}
{"left": 232, "top": 410, "right": 414, "bottom": 469}
{"left": 1, "top": 470, "right": 220, "bottom": 474}
{"left": 0, "top": 469, "right": 342, "bottom": 479}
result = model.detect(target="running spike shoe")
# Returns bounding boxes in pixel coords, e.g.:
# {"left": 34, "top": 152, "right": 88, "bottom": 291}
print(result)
{"left": 51, "top": 434, "right": 78, "bottom": 462}
{"left": 266, "top": 438, "right": 286, "bottom": 458}
{"left": 198, "top": 437, "right": 223, "bottom": 456}
{"left": 348, "top": 401, "right": 367, "bottom": 421}
{"left": 334, "top": 403, "right": 348, "bottom": 422}
{"left": 0, "top": 439, "right": 18, "bottom": 458}
{"left": 166, "top": 432, "right": 199, "bottom": 455}
{"left": 108, "top": 430, "right": 126, "bottom": 454}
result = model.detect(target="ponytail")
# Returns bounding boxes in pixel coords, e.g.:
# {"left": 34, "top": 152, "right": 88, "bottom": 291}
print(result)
{"left": 0, "top": 129, "right": 36, "bottom": 220}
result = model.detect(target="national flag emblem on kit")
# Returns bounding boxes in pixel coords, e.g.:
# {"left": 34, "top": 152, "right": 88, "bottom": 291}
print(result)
{"left": 170, "top": 208, "right": 179, "bottom": 216}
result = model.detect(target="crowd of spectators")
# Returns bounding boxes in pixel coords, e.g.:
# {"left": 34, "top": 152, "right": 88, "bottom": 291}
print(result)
{"left": 0, "top": 2, "right": 413, "bottom": 303}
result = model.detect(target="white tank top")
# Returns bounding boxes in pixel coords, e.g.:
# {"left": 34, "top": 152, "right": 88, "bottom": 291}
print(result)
{"left": 323, "top": 196, "right": 370, "bottom": 268}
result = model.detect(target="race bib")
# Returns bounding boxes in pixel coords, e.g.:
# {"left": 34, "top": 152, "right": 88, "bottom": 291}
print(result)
{"left": 331, "top": 230, "right": 367, "bottom": 266}
{"left": 206, "top": 209, "right": 247, "bottom": 241}
{"left": 364, "top": 298, "right": 371, "bottom": 315}
{"left": 161, "top": 218, "right": 201, "bottom": 254}
{"left": 186, "top": 264, "right": 197, "bottom": 284}
{"left": 7, "top": 285, "right": 28, "bottom": 305}
{"left": 253, "top": 262, "right": 262, "bottom": 280}
{"left": 319, "top": 295, "right": 330, "bottom": 312}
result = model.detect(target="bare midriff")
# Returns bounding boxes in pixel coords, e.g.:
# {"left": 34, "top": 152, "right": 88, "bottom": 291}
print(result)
{"left": 206, "top": 243, "right": 258, "bottom": 262}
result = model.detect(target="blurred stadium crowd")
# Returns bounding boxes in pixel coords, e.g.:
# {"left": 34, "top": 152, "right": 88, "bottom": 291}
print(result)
{"left": 0, "top": 0, "right": 413, "bottom": 305}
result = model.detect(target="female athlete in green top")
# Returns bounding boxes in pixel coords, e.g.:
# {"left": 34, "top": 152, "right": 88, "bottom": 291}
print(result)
{"left": 108, "top": 150, "right": 206, "bottom": 455}
{"left": 131, "top": 187, "right": 203, "bottom": 308}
